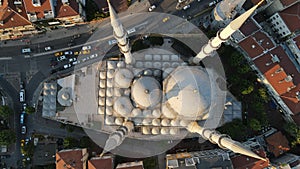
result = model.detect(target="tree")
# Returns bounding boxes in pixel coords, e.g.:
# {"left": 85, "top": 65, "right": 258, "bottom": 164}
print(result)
{"left": 79, "top": 136, "right": 92, "bottom": 148}
{"left": 0, "top": 105, "right": 12, "bottom": 119}
{"left": 63, "top": 137, "right": 78, "bottom": 149}
{"left": 0, "top": 130, "right": 16, "bottom": 145}
{"left": 249, "top": 118, "right": 262, "bottom": 131}
{"left": 25, "top": 106, "right": 35, "bottom": 114}
{"left": 218, "top": 119, "right": 247, "bottom": 141}
{"left": 258, "top": 88, "right": 270, "bottom": 102}
{"left": 66, "top": 125, "right": 75, "bottom": 133}
{"left": 284, "top": 122, "right": 300, "bottom": 147}
{"left": 241, "top": 85, "right": 254, "bottom": 95}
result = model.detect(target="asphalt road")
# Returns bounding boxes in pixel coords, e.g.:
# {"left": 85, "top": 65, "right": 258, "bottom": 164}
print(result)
{"left": 0, "top": 0, "right": 213, "bottom": 168}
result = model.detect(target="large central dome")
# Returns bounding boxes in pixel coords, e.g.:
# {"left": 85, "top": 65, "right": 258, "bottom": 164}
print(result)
{"left": 131, "top": 76, "right": 162, "bottom": 109}
{"left": 163, "top": 66, "right": 211, "bottom": 119}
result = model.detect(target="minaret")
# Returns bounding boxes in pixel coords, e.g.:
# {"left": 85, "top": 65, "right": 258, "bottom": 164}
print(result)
{"left": 192, "top": 0, "right": 264, "bottom": 64}
{"left": 107, "top": 0, "right": 134, "bottom": 65}
{"left": 187, "top": 122, "right": 266, "bottom": 161}
{"left": 100, "top": 121, "right": 133, "bottom": 157}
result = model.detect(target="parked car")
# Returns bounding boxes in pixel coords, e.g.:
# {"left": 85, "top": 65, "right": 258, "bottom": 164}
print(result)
{"left": 90, "top": 53, "right": 98, "bottom": 59}
{"left": 54, "top": 51, "right": 63, "bottom": 57}
{"left": 44, "top": 46, "right": 52, "bottom": 51}
{"left": 63, "top": 64, "right": 72, "bottom": 69}
{"left": 20, "top": 139, "right": 25, "bottom": 147}
{"left": 183, "top": 4, "right": 190, "bottom": 10}
{"left": 21, "top": 126, "right": 26, "bottom": 134}
{"left": 64, "top": 51, "right": 73, "bottom": 55}
{"left": 20, "top": 113, "right": 25, "bottom": 124}
{"left": 148, "top": 5, "right": 156, "bottom": 12}
{"left": 23, "top": 103, "right": 26, "bottom": 111}
{"left": 108, "top": 39, "right": 118, "bottom": 45}
{"left": 57, "top": 55, "right": 66, "bottom": 62}
{"left": 82, "top": 45, "right": 91, "bottom": 50}
{"left": 20, "top": 89, "right": 25, "bottom": 102}
{"left": 69, "top": 58, "right": 77, "bottom": 62}
{"left": 21, "top": 48, "right": 31, "bottom": 54}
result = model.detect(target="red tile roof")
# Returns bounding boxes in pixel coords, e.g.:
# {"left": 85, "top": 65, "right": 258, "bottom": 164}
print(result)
{"left": 0, "top": 0, "right": 32, "bottom": 29}
{"left": 231, "top": 149, "right": 270, "bottom": 169}
{"left": 56, "top": 0, "right": 79, "bottom": 18}
{"left": 239, "top": 36, "right": 264, "bottom": 59}
{"left": 252, "top": 31, "right": 275, "bottom": 50}
{"left": 279, "top": 2, "right": 300, "bottom": 33}
{"left": 239, "top": 19, "right": 260, "bottom": 37}
{"left": 23, "top": 0, "right": 52, "bottom": 19}
{"left": 252, "top": 46, "right": 300, "bottom": 116}
{"left": 88, "top": 156, "right": 113, "bottom": 169}
{"left": 280, "top": 0, "right": 297, "bottom": 7}
{"left": 56, "top": 149, "right": 88, "bottom": 169}
{"left": 265, "top": 131, "right": 290, "bottom": 157}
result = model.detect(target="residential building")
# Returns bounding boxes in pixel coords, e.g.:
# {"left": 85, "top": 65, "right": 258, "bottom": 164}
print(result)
{"left": 23, "top": 0, "right": 54, "bottom": 22}
{"left": 116, "top": 161, "right": 144, "bottom": 169}
{"left": 88, "top": 155, "right": 114, "bottom": 169}
{"left": 267, "top": 2, "right": 300, "bottom": 39}
{"left": 55, "top": 0, "right": 83, "bottom": 25}
{"left": 166, "top": 149, "right": 234, "bottom": 169}
{"left": 272, "top": 153, "right": 300, "bottom": 169}
{"left": 231, "top": 140, "right": 270, "bottom": 169}
{"left": 265, "top": 131, "right": 290, "bottom": 157}
{"left": 0, "top": 0, "right": 36, "bottom": 40}
{"left": 56, "top": 148, "right": 88, "bottom": 169}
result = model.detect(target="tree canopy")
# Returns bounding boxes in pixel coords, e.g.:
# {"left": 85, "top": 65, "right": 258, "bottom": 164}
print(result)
{"left": 0, "top": 105, "right": 12, "bottom": 119}
{"left": 0, "top": 129, "right": 16, "bottom": 145}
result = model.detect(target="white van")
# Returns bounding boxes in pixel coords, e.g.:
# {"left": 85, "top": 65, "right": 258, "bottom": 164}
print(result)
{"left": 20, "top": 89, "right": 25, "bottom": 102}
{"left": 21, "top": 48, "right": 31, "bottom": 54}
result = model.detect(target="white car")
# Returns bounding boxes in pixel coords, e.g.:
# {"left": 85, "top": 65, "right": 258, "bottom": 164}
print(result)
{"left": 90, "top": 53, "right": 98, "bottom": 59}
{"left": 72, "top": 61, "right": 79, "bottom": 65}
{"left": 21, "top": 48, "right": 31, "bottom": 54}
{"left": 69, "top": 57, "right": 77, "bottom": 62}
{"left": 64, "top": 51, "right": 73, "bottom": 55}
{"left": 108, "top": 39, "right": 118, "bottom": 45}
{"left": 148, "top": 5, "right": 156, "bottom": 12}
{"left": 127, "top": 28, "right": 136, "bottom": 34}
{"left": 82, "top": 45, "right": 91, "bottom": 50}
{"left": 57, "top": 55, "right": 66, "bottom": 62}
{"left": 20, "top": 89, "right": 25, "bottom": 102}
{"left": 21, "top": 126, "right": 26, "bottom": 134}
{"left": 44, "top": 46, "right": 52, "bottom": 51}
{"left": 183, "top": 5, "right": 190, "bottom": 10}
{"left": 63, "top": 64, "right": 72, "bottom": 69}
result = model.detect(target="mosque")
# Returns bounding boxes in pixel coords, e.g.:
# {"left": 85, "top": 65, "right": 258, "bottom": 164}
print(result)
{"left": 42, "top": 0, "right": 266, "bottom": 161}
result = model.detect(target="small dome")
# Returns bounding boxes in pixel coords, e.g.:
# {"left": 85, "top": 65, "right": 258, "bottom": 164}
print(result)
{"left": 106, "top": 88, "right": 113, "bottom": 97}
{"left": 152, "top": 119, "right": 160, "bottom": 126}
{"left": 100, "top": 72, "right": 106, "bottom": 79}
{"left": 98, "top": 107, "right": 104, "bottom": 114}
{"left": 105, "top": 116, "right": 114, "bottom": 125}
{"left": 114, "top": 68, "right": 134, "bottom": 88}
{"left": 151, "top": 128, "right": 159, "bottom": 135}
{"left": 131, "top": 108, "right": 142, "bottom": 117}
{"left": 142, "top": 118, "right": 151, "bottom": 125}
{"left": 106, "top": 97, "right": 113, "bottom": 106}
{"left": 107, "top": 69, "right": 115, "bottom": 79}
{"left": 107, "top": 61, "right": 116, "bottom": 69}
{"left": 98, "top": 98, "right": 105, "bottom": 106}
{"left": 107, "top": 79, "right": 113, "bottom": 88}
{"left": 131, "top": 76, "right": 161, "bottom": 109}
{"left": 170, "top": 119, "right": 180, "bottom": 126}
{"left": 106, "top": 107, "right": 113, "bottom": 115}
{"left": 152, "top": 109, "right": 161, "bottom": 118}
{"left": 113, "top": 97, "right": 133, "bottom": 117}
{"left": 142, "top": 127, "right": 151, "bottom": 135}
{"left": 50, "top": 84, "right": 56, "bottom": 90}
{"left": 43, "top": 90, "right": 49, "bottom": 96}
{"left": 99, "top": 80, "right": 106, "bottom": 88}
{"left": 161, "top": 128, "right": 169, "bottom": 135}
{"left": 99, "top": 89, "right": 105, "bottom": 97}
{"left": 115, "top": 117, "right": 124, "bottom": 125}
{"left": 117, "top": 61, "right": 125, "bottom": 68}
{"left": 143, "top": 70, "right": 152, "bottom": 76}
{"left": 179, "top": 120, "right": 190, "bottom": 127}
{"left": 161, "top": 119, "right": 170, "bottom": 126}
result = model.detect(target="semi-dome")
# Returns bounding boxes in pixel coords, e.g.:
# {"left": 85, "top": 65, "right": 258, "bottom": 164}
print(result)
{"left": 131, "top": 76, "right": 161, "bottom": 109}
{"left": 164, "top": 67, "right": 211, "bottom": 119}
{"left": 114, "top": 68, "right": 134, "bottom": 88}
{"left": 113, "top": 96, "right": 133, "bottom": 117}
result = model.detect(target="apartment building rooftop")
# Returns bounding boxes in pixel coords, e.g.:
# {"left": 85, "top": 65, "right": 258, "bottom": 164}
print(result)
{"left": 231, "top": 149, "right": 269, "bottom": 169}
{"left": 265, "top": 131, "right": 290, "bottom": 157}
{"left": 23, "top": 0, "right": 53, "bottom": 21}
{"left": 279, "top": 2, "right": 300, "bottom": 33}
{"left": 55, "top": 0, "right": 79, "bottom": 18}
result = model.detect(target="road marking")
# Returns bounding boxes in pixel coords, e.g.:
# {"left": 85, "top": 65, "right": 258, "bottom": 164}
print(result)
{"left": 0, "top": 57, "right": 12, "bottom": 60}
